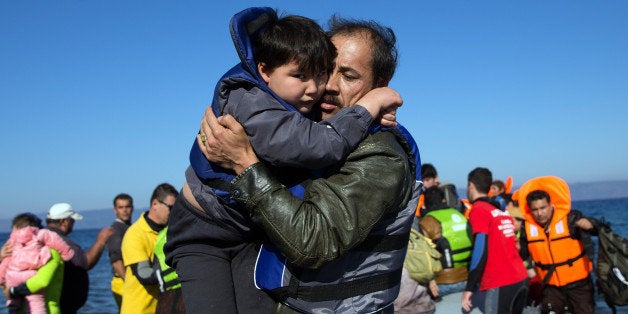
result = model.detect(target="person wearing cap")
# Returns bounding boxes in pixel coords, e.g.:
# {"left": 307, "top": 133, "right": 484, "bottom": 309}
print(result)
{"left": 120, "top": 183, "right": 178, "bottom": 314}
{"left": 45, "top": 202, "right": 114, "bottom": 314}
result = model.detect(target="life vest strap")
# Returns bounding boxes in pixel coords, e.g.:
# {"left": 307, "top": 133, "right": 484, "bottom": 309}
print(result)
{"left": 163, "top": 277, "right": 180, "bottom": 291}
{"left": 536, "top": 250, "right": 586, "bottom": 286}
{"left": 162, "top": 268, "right": 176, "bottom": 277}
{"left": 270, "top": 268, "right": 403, "bottom": 302}
{"left": 450, "top": 246, "right": 472, "bottom": 255}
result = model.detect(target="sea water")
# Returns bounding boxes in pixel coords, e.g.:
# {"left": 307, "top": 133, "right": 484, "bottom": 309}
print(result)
{"left": 1, "top": 197, "right": 627, "bottom": 313}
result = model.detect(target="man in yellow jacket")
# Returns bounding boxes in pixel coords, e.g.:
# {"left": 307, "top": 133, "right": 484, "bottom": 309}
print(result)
{"left": 121, "top": 183, "right": 178, "bottom": 314}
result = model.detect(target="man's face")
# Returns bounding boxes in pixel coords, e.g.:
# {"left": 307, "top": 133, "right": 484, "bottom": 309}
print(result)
{"left": 529, "top": 198, "right": 554, "bottom": 227}
{"left": 113, "top": 199, "right": 133, "bottom": 222}
{"left": 63, "top": 218, "right": 75, "bottom": 235}
{"left": 320, "top": 33, "right": 376, "bottom": 119}
{"left": 152, "top": 195, "right": 176, "bottom": 225}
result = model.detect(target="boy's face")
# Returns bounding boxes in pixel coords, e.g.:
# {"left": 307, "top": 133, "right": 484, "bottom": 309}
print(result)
{"left": 259, "top": 61, "right": 327, "bottom": 114}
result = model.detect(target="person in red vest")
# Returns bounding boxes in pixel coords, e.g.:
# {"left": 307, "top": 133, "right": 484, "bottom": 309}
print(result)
{"left": 462, "top": 167, "right": 528, "bottom": 313}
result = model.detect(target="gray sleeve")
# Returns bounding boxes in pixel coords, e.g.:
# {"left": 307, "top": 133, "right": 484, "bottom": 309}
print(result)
{"left": 106, "top": 230, "right": 123, "bottom": 262}
{"left": 224, "top": 88, "right": 372, "bottom": 169}
{"left": 130, "top": 260, "right": 159, "bottom": 286}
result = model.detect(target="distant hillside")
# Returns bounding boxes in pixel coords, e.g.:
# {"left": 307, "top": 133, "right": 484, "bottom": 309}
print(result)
{"left": 0, "top": 208, "right": 146, "bottom": 232}
{"left": 569, "top": 180, "right": 628, "bottom": 201}
{"left": 456, "top": 180, "right": 628, "bottom": 202}
{"left": 3, "top": 180, "right": 627, "bottom": 232}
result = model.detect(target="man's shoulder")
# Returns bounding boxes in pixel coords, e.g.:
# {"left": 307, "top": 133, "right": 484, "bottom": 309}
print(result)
{"left": 111, "top": 220, "right": 129, "bottom": 232}
{"left": 124, "top": 216, "right": 149, "bottom": 238}
{"left": 359, "top": 128, "right": 407, "bottom": 153}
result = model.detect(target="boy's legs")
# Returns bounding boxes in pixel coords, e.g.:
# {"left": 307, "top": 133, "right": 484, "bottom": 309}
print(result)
{"left": 175, "top": 248, "right": 237, "bottom": 312}
{"left": 232, "top": 242, "right": 276, "bottom": 313}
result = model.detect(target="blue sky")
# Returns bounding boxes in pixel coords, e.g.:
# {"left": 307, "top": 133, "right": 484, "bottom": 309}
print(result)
{"left": 1, "top": 1, "right": 627, "bottom": 219}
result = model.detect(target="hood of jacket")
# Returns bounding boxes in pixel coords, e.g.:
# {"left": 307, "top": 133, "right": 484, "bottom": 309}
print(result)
{"left": 515, "top": 175, "right": 572, "bottom": 224}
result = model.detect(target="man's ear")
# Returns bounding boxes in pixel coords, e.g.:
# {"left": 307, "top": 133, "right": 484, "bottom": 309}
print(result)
{"left": 258, "top": 62, "right": 271, "bottom": 84}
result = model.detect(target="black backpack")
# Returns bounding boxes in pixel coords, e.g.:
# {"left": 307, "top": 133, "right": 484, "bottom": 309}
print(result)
{"left": 596, "top": 221, "right": 628, "bottom": 314}
{"left": 439, "top": 182, "right": 463, "bottom": 212}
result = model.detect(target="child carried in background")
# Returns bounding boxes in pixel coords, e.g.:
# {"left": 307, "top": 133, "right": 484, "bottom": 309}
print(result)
{"left": 0, "top": 215, "right": 75, "bottom": 314}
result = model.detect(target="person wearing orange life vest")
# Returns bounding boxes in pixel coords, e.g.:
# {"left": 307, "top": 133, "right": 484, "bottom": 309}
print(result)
{"left": 415, "top": 163, "right": 440, "bottom": 217}
{"left": 517, "top": 176, "right": 600, "bottom": 314}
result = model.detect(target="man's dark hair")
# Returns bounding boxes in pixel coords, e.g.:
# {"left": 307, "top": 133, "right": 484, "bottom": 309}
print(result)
{"left": 113, "top": 193, "right": 133, "bottom": 207}
{"left": 423, "top": 186, "right": 446, "bottom": 212}
{"left": 468, "top": 167, "right": 492, "bottom": 194}
{"left": 254, "top": 14, "right": 336, "bottom": 77}
{"left": 150, "top": 183, "right": 179, "bottom": 204}
{"left": 327, "top": 15, "right": 398, "bottom": 86}
{"left": 12, "top": 212, "right": 44, "bottom": 229}
{"left": 421, "top": 163, "right": 438, "bottom": 180}
{"left": 526, "top": 190, "right": 551, "bottom": 206}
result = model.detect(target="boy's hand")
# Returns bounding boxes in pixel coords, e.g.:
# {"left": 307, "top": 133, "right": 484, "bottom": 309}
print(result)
{"left": 355, "top": 87, "right": 402, "bottom": 125}
{"left": 378, "top": 107, "right": 397, "bottom": 127}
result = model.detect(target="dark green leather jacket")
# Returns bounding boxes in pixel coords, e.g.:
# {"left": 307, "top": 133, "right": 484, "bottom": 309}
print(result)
{"left": 232, "top": 129, "right": 416, "bottom": 269}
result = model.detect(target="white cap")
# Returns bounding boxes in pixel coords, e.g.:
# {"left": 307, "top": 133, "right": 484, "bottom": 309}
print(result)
{"left": 47, "top": 203, "right": 84, "bottom": 220}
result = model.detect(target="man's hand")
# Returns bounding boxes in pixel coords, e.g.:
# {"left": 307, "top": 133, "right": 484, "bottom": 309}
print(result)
{"left": 355, "top": 87, "right": 402, "bottom": 126}
{"left": 97, "top": 227, "right": 114, "bottom": 244}
{"left": 198, "top": 106, "right": 259, "bottom": 174}
{"left": 575, "top": 218, "right": 594, "bottom": 231}
{"left": 1, "top": 242, "right": 13, "bottom": 260}
{"left": 428, "top": 279, "right": 439, "bottom": 298}
{"left": 461, "top": 291, "right": 473, "bottom": 312}
{"left": 3, "top": 286, "right": 10, "bottom": 300}
{"left": 85, "top": 226, "right": 114, "bottom": 270}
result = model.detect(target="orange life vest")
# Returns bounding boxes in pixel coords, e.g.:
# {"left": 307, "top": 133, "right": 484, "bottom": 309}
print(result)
{"left": 525, "top": 215, "right": 592, "bottom": 286}
{"left": 415, "top": 194, "right": 424, "bottom": 217}
{"left": 516, "top": 176, "right": 592, "bottom": 287}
